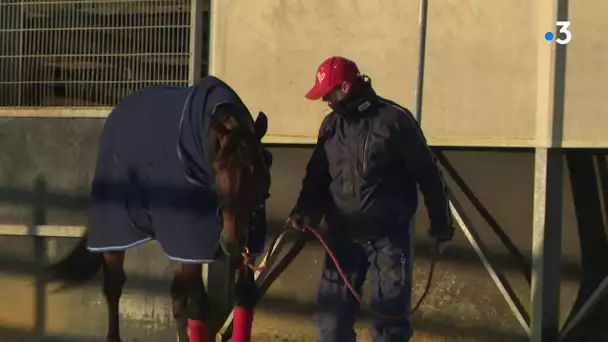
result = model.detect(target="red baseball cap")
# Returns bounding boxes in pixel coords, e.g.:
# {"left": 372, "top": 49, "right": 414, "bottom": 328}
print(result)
{"left": 305, "top": 56, "right": 360, "bottom": 100}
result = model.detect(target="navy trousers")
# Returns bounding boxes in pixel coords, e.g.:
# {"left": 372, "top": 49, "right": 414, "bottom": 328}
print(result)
{"left": 314, "top": 230, "right": 413, "bottom": 342}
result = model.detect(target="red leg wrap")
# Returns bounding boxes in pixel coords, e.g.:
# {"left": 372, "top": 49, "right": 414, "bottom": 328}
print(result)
{"left": 187, "top": 319, "right": 207, "bottom": 342}
{"left": 232, "top": 306, "right": 254, "bottom": 342}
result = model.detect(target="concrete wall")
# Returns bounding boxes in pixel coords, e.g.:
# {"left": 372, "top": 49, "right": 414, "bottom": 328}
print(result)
{"left": 1, "top": 118, "right": 608, "bottom": 341}
{"left": 210, "top": 0, "right": 608, "bottom": 148}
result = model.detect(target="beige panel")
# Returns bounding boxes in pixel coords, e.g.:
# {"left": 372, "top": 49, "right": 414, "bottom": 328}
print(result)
{"left": 422, "top": 0, "right": 537, "bottom": 146}
{"left": 562, "top": 1, "right": 608, "bottom": 147}
{"left": 210, "top": 0, "right": 420, "bottom": 144}
{"left": 211, "top": 0, "right": 538, "bottom": 146}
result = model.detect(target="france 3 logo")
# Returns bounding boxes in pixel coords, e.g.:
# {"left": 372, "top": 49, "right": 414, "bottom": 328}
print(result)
{"left": 544, "top": 21, "right": 572, "bottom": 45}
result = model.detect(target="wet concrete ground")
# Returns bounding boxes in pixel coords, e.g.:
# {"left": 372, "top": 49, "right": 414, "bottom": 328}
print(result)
{"left": 249, "top": 311, "right": 502, "bottom": 342}
{"left": 0, "top": 235, "right": 532, "bottom": 342}
{"left": 248, "top": 250, "right": 529, "bottom": 342}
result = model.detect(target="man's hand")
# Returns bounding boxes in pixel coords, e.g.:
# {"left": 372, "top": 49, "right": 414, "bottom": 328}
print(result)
{"left": 433, "top": 237, "right": 449, "bottom": 255}
{"left": 429, "top": 230, "right": 452, "bottom": 255}
{"left": 285, "top": 212, "right": 310, "bottom": 232}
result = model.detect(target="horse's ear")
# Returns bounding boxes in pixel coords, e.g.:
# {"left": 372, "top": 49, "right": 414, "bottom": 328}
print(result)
{"left": 254, "top": 111, "right": 268, "bottom": 139}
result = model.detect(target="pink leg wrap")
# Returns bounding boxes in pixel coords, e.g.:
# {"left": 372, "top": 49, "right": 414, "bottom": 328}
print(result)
{"left": 187, "top": 319, "right": 207, "bottom": 342}
{"left": 232, "top": 306, "right": 254, "bottom": 342}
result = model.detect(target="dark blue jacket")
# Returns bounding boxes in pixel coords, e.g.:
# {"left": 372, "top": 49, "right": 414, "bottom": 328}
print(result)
{"left": 294, "top": 81, "right": 453, "bottom": 241}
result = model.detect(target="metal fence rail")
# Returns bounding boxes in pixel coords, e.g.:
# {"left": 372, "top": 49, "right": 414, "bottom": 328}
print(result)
{"left": 0, "top": 0, "right": 196, "bottom": 108}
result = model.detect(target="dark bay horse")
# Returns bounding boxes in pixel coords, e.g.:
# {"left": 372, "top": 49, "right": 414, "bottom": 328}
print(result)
{"left": 47, "top": 76, "right": 272, "bottom": 342}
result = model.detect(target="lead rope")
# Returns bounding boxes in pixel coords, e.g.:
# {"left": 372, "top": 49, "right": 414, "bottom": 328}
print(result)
{"left": 242, "top": 221, "right": 439, "bottom": 319}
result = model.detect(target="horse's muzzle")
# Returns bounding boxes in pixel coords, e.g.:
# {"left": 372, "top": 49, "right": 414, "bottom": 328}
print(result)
{"left": 219, "top": 230, "right": 247, "bottom": 259}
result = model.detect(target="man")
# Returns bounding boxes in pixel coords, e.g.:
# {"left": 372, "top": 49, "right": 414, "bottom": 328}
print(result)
{"left": 287, "top": 56, "right": 454, "bottom": 342}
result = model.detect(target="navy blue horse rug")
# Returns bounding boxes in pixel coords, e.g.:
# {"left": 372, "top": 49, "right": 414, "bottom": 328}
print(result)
{"left": 86, "top": 76, "right": 270, "bottom": 262}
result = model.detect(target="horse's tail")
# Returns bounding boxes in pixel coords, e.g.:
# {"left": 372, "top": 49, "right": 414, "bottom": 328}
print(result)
{"left": 47, "top": 233, "right": 104, "bottom": 290}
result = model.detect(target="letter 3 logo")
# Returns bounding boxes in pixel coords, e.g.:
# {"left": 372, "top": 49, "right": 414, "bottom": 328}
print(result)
{"left": 556, "top": 21, "right": 572, "bottom": 45}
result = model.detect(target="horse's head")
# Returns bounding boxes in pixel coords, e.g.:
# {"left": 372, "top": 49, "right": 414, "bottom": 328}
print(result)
{"left": 210, "top": 103, "right": 270, "bottom": 258}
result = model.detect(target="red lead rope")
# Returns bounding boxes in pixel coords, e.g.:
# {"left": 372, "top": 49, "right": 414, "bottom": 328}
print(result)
{"left": 242, "top": 224, "right": 439, "bottom": 320}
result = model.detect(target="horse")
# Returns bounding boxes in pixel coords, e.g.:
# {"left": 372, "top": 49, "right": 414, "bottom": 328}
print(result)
{"left": 46, "top": 76, "right": 272, "bottom": 342}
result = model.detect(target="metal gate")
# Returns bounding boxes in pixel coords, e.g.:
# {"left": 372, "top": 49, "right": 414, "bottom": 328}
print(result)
{"left": 0, "top": 0, "right": 206, "bottom": 111}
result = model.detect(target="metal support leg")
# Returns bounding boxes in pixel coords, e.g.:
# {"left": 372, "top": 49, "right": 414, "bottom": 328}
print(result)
{"left": 530, "top": 148, "right": 563, "bottom": 342}
{"left": 410, "top": 0, "right": 428, "bottom": 310}
{"left": 531, "top": 0, "right": 567, "bottom": 336}
{"left": 450, "top": 197, "right": 531, "bottom": 335}
{"left": 188, "top": 0, "right": 204, "bottom": 84}
{"left": 561, "top": 276, "right": 608, "bottom": 339}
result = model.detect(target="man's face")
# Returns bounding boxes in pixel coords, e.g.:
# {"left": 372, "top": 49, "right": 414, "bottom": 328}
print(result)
{"left": 322, "top": 82, "right": 350, "bottom": 105}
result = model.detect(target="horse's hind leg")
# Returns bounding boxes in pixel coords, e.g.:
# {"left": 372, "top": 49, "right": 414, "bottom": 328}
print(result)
{"left": 232, "top": 265, "right": 257, "bottom": 342}
{"left": 175, "top": 263, "right": 209, "bottom": 342}
{"left": 102, "top": 251, "right": 126, "bottom": 342}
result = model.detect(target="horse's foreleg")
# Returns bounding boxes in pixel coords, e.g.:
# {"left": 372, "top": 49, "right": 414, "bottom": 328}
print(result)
{"left": 178, "top": 263, "right": 209, "bottom": 342}
{"left": 171, "top": 274, "right": 189, "bottom": 342}
{"left": 232, "top": 265, "right": 257, "bottom": 342}
{"left": 102, "top": 251, "right": 126, "bottom": 342}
